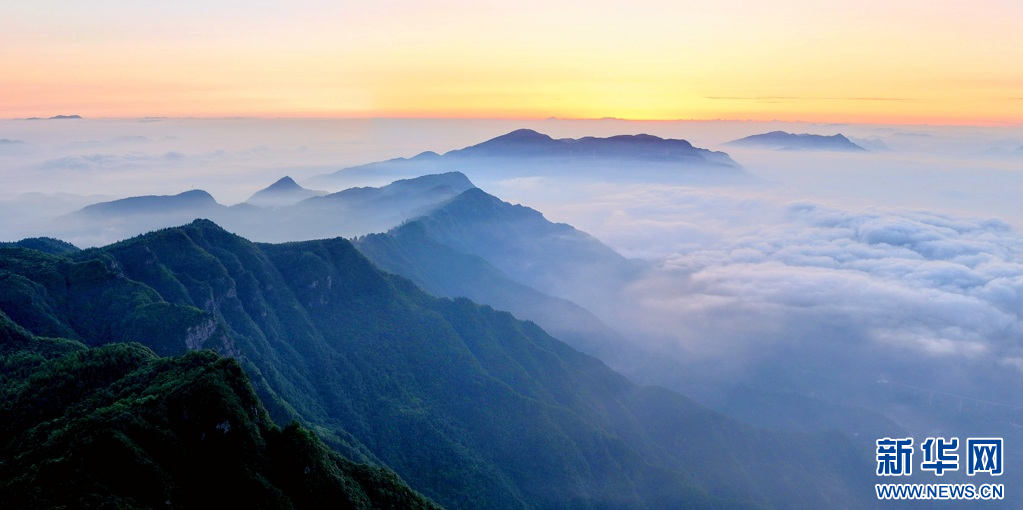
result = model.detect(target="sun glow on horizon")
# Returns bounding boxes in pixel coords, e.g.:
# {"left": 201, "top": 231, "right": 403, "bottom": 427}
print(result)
{"left": 3, "top": 0, "right": 1022, "bottom": 125}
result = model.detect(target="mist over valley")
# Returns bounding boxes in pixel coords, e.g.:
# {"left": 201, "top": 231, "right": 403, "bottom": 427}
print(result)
{"left": 4, "top": 117, "right": 1023, "bottom": 508}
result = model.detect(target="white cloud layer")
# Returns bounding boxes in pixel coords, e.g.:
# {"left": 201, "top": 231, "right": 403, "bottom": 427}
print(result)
{"left": 537, "top": 182, "right": 1023, "bottom": 413}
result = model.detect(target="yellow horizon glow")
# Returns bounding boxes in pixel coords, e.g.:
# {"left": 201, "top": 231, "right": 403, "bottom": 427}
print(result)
{"left": 3, "top": 1, "right": 1022, "bottom": 126}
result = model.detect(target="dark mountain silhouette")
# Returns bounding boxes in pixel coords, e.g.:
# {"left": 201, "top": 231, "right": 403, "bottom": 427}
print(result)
{"left": 246, "top": 176, "right": 327, "bottom": 207}
{"left": 0, "top": 221, "right": 878, "bottom": 509}
{"left": 451, "top": 129, "right": 738, "bottom": 164}
{"left": 725, "top": 131, "right": 867, "bottom": 152}
{"left": 24, "top": 114, "right": 83, "bottom": 120}
{"left": 314, "top": 129, "right": 746, "bottom": 186}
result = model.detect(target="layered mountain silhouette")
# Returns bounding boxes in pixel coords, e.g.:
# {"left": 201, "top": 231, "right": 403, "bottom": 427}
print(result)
{"left": 314, "top": 129, "right": 746, "bottom": 186}
{"left": 0, "top": 221, "right": 878, "bottom": 509}
{"left": 358, "top": 185, "right": 644, "bottom": 329}
{"left": 725, "top": 131, "right": 867, "bottom": 152}
{"left": 51, "top": 127, "right": 755, "bottom": 246}
{"left": 352, "top": 182, "right": 913, "bottom": 447}
{"left": 245, "top": 176, "right": 327, "bottom": 207}
{"left": 59, "top": 172, "right": 475, "bottom": 245}
{"left": 356, "top": 220, "right": 630, "bottom": 361}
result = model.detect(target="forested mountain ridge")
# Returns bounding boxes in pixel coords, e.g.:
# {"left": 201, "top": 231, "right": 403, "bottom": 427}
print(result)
{"left": 0, "top": 221, "right": 877, "bottom": 509}
{"left": 0, "top": 310, "right": 441, "bottom": 509}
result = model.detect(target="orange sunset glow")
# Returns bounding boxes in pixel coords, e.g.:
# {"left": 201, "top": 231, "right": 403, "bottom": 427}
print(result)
{"left": 3, "top": 0, "right": 1022, "bottom": 124}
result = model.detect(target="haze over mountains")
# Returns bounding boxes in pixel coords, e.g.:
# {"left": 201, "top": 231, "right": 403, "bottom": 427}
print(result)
{"left": 44, "top": 161, "right": 1023, "bottom": 498}
{"left": 0, "top": 221, "right": 882, "bottom": 509}
{"left": 313, "top": 129, "right": 747, "bottom": 188}
{"left": 52, "top": 172, "right": 474, "bottom": 246}
{"left": 25, "top": 128, "right": 749, "bottom": 247}
{"left": 245, "top": 176, "right": 327, "bottom": 207}
{"left": 354, "top": 188, "right": 640, "bottom": 361}
{"left": 5, "top": 119, "right": 1023, "bottom": 508}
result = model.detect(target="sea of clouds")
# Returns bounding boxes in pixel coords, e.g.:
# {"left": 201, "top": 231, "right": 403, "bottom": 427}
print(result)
{"left": 3, "top": 117, "right": 1023, "bottom": 429}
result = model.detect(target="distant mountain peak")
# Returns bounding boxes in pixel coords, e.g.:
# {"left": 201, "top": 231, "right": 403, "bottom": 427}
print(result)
{"left": 449, "top": 129, "right": 740, "bottom": 167}
{"left": 410, "top": 151, "right": 441, "bottom": 161}
{"left": 24, "top": 114, "right": 83, "bottom": 120}
{"left": 265, "top": 176, "right": 301, "bottom": 191}
{"left": 187, "top": 218, "right": 225, "bottom": 230}
{"left": 489, "top": 128, "right": 555, "bottom": 143}
{"left": 389, "top": 171, "right": 475, "bottom": 192}
{"left": 428, "top": 187, "right": 547, "bottom": 227}
{"left": 316, "top": 129, "right": 746, "bottom": 187}
{"left": 246, "top": 176, "right": 327, "bottom": 207}
{"left": 77, "top": 189, "right": 221, "bottom": 217}
{"left": 726, "top": 131, "right": 867, "bottom": 152}
{"left": 177, "top": 189, "right": 216, "bottom": 200}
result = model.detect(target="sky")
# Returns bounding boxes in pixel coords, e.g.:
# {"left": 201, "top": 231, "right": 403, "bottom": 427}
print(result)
{"left": 3, "top": 0, "right": 1022, "bottom": 124}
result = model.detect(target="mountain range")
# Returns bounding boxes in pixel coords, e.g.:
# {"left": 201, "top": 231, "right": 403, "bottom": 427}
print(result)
{"left": 0, "top": 221, "right": 878, "bottom": 509}
{"left": 353, "top": 184, "right": 645, "bottom": 360}
{"left": 56, "top": 172, "right": 475, "bottom": 246}
{"left": 347, "top": 177, "right": 921, "bottom": 447}
{"left": 35, "top": 128, "right": 754, "bottom": 247}
{"left": 725, "top": 131, "right": 867, "bottom": 152}
{"left": 355, "top": 212, "right": 630, "bottom": 362}
{"left": 313, "top": 129, "right": 746, "bottom": 187}
{"left": 45, "top": 172, "right": 938, "bottom": 447}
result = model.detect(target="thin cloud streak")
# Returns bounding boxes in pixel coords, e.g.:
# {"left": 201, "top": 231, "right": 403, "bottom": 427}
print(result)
{"left": 706, "top": 96, "right": 918, "bottom": 102}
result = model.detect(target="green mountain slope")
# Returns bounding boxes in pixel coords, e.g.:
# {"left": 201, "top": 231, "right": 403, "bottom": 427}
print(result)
{"left": 0, "top": 222, "right": 877, "bottom": 509}
{"left": 0, "top": 311, "right": 439, "bottom": 510}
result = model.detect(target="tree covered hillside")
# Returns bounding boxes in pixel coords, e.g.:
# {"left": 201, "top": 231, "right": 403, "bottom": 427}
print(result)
{"left": 0, "top": 221, "right": 877, "bottom": 509}
{"left": 0, "top": 311, "right": 439, "bottom": 509}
